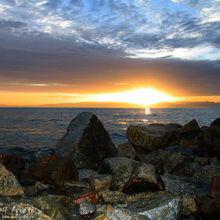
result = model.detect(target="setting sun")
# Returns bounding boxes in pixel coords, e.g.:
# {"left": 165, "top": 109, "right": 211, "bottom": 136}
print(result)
{"left": 88, "top": 88, "right": 178, "bottom": 106}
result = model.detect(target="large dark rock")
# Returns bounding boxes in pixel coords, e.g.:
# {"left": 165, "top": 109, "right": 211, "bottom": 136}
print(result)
{"left": 29, "top": 155, "right": 78, "bottom": 187}
{"left": 0, "top": 163, "right": 24, "bottom": 196}
{"left": 56, "top": 112, "right": 117, "bottom": 169}
{"left": 117, "top": 142, "right": 136, "bottom": 159}
{"left": 210, "top": 118, "right": 220, "bottom": 128}
{"left": 127, "top": 123, "right": 181, "bottom": 153}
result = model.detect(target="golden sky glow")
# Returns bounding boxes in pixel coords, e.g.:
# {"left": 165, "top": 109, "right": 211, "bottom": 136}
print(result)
{"left": 2, "top": 87, "right": 220, "bottom": 107}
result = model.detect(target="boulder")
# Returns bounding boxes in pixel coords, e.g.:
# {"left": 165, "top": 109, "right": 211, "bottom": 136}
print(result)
{"left": 127, "top": 192, "right": 180, "bottom": 220}
{"left": 210, "top": 118, "right": 220, "bottom": 128}
{"left": 178, "top": 119, "right": 200, "bottom": 135}
{"left": 0, "top": 163, "right": 24, "bottom": 196}
{"left": 79, "top": 169, "right": 98, "bottom": 182}
{"left": 123, "top": 163, "right": 164, "bottom": 194}
{"left": 127, "top": 123, "right": 181, "bottom": 152}
{"left": 32, "top": 195, "right": 75, "bottom": 220}
{"left": 102, "top": 157, "right": 139, "bottom": 190}
{"left": 56, "top": 112, "right": 117, "bottom": 169}
{"left": 117, "top": 142, "right": 136, "bottom": 159}
{"left": 29, "top": 155, "right": 78, "bottom": 186}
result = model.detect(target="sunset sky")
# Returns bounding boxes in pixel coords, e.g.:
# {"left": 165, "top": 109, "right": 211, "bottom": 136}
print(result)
{"left": 0, "top": 0, "right": 220, "bottom": 107}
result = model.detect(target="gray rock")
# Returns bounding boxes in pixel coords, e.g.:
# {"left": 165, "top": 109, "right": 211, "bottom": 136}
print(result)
{"left": 0, "top": 163, "right": 24, "bottom": 196}
{"left": 127, "top": 123, "right": 181, "bottom": 152}
{"left": 79, "top": 201, "right": 96, "bottom": 216}
{"left": 103, "top": 157, "right": 139, "bottom": 190}
{"left": 127, "top": 192, "right": 180, "bottom": 220}
{"left": 56, "top": 112, "right": 117, "bottom": 169}
{"left": 79, "top": 169, "right": 98, "bottom": 182}
{"left": 124, "top": 163, "right": 164, "bottom": 194}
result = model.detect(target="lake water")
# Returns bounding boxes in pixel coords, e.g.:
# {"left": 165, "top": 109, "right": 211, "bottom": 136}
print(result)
{"left": 0, "top": 108, "right": 219, "bottom": 148}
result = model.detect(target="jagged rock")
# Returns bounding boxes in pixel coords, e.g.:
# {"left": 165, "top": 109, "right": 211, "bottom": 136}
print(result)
{"left": 124, "top": 163, "right": 164, "bottom": 194}
{"left": 117, "top": 142, "right": 136, "bottom": 159}
{"left": 127, "top": 192, "right": 180, "bottom": 220}
{"left": 90, "top": 174, "right": 112, "bottom": 192}
{"left": 0, "top": 200, "right": 51, "bottom": 219}
{"left": 102, "top": 157, "right": 139, "bottom": 190}
{"left": 79, "top": 201, "right": 96, "bottom": 217}
{"left": 178, "top": 119, "right": 200, "bottom": 135}
{"left": 32, "top": 195, "right": 75, "bottom": 220}
{"left": 56, "top": 112, "right": 117, "bottom": 169}
{"left": 127, "top": 123, "right": 181, "bottom": 152}
{"left": 29, "top": 155, "right": 78, "bottom": 186}
{"left": 144, "top": 145, "right": 194, "bottom": 176}
{"left": 162, "top": 174, "right": 210, "bottom": 197}
{"left": 210, "top": 118, "right": 220, "bottom": 128}
{"left": 99, "top": 190, "right": 126, "bottom": 204}
{"left": 0, "top": 163, "right": 24, "bottom": 196}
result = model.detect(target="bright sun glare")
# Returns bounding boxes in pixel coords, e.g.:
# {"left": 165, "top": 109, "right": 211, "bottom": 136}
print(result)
{"left": 89, "top": 88, "right": 177, "bottom": 106}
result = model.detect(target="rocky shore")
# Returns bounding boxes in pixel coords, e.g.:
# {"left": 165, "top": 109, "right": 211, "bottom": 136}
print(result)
{"left": 0, "top": 112, "right": 219, "bottom": 219}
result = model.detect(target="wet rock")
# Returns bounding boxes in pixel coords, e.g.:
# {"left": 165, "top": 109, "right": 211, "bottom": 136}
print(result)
{"left": 99, "top": 190, "right": 126, "bottom": 204}
{"left": 117, "top": 142, "right": 136, "bottom": 159}
{"left": 29, "top": 155, "right": 78, "bottom": 187}
{"left": 79, "top": 201, "right": 96, "bottom": 217}
{"left": 0, "top": 163, "right": 24, "bottom": 196}
{"left": 210, "top": 118, "right": 220, "bottom": 128}
{"left": 0, "top": 200, "right": 51, "bottom": 219}
{"left": 124, "top": 163, "right": 164, "bottom": 194}
{"left": 127, "top": 123, "right": 181, "bottom": 152}
{"left": 32, "top": 194, "right": 75, "bottom": 220}
{"left": 102, "top": 157, "right": 138, "bottom": 190}
{"left": 162, "top": 174, "right": 210, "bottom": 197}
{"left": 56, "top": 112, "right": 117, "bottom": 169}
{"left": 127, "top": 192, "right": 180, "bottom": 220}
{"left": 90, "top": 174, "right": 112, "bottom": 192}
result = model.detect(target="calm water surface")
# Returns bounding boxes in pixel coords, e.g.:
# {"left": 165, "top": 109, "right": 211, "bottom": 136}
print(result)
{"left": 0, "top": 108, "right": 219, "bottom": 148}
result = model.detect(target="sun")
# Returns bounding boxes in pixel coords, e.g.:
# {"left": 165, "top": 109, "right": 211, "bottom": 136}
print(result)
{"left": 89, "top": 87, "right": 177, "bottom": 106}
